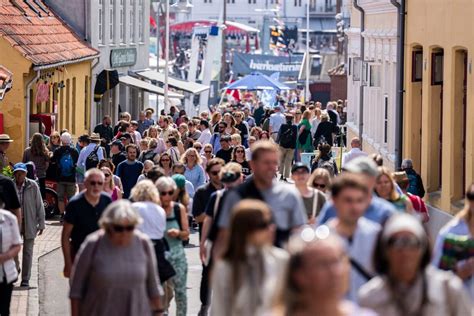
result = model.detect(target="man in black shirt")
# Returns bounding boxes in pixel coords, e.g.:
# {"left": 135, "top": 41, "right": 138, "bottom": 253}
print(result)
{"left": 0, "top": 173, "right": 21, "bottom": 228}
{"left": 52, "top": 132, "right": 79, "bottom": 216}
{"left": 215, "top": 135, "right": 233, "bottom": 163}
{"left": 192, "top": 158, "right": 225, "bottom": 315}
{"left": 277, "top": 114, "right": 298, "bottom": 181}
{"left": 234, "top": 112, "right": 249, "bottom": 147}
{"left": 61, "top": 168, "right": 112, "bottom": 278}
{"left": 110, "top": 140, "right": 127, "bottom": 167}
{"left": 93, "top": 115, "right": 113, "bottom": 143}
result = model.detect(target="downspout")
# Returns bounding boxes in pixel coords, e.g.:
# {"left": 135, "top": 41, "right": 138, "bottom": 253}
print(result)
{"left": 390, "top": 0, "right": 405, "bottom": 169}
{"left": 25, "top": 70, "right": 41, "bottom": 147}
{"left": 90, "top": 58, "right": 101, "bottom": 128}
{"left": 352, "top": 0, "right": 365, "bottom": 144}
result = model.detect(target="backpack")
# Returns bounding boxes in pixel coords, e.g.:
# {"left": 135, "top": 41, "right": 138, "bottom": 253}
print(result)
{"left": 59, "top": 150, "right": 75, "bottom": 177}
{"left": 406, "top": 171, "right": 423, "bottom": 197}
{"left": 85, "top": 145, "right": 100, "bottom": 170}
{"left": 279, "top": 124, "right": 296, "bottom": 148}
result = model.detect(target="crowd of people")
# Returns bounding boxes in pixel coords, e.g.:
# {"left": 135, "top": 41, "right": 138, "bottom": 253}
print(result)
{"left": 0, "top": 100, "right": 472, "bottom": 316}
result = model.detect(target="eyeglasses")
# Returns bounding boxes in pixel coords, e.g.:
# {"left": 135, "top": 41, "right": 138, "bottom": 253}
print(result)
{"left": 235, "top": 150, "right": 245, "bottom": 153}
{"left": 88, "top": 181, "right": 104, "bottom": 186}
{"left": 210, "top": 170, "right": 220, "bottom": 176}
{"left": 104, "top": 174, "right": 111, "bottom": 178}
{"left": 386, "top": 235, "right": 422, "bottom": 250}
{"left": 112, "top": 224, "right": 135, "bottom": 233}
{"left": 313, "top": 182, "right": 326, "bottom": 189}
{"left": 194, "top": 147, "right": 202, "bottom": 150}
{"left": 254, "top": 220, "right": 273, "bottom": 230}
{"left": 160, "top": 190, "right": 174, "bottom": 196}
{"left": 204, "top": 150, "right": 212, "bottom": 154}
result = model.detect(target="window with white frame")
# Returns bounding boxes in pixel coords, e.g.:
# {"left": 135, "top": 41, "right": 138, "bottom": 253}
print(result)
{"left": 130, "top": 0, "right": 135, "bottom": 42}
{"left": 139, "top": 0, "right": 144, "bottom": 42}
{"left": 369, "top": 64, "right": 381, "bottom": 87}
{"left": 109, "top": 0, "right": 115, "bottom": 43}
{"left": 98, "top": 0, "right": 104, "bottom": 44}
{"left": 120, "top": 0, "right": 125, "bottom": 43}
{"left": 384, "top": 95, "right": 388, "bottom": 143}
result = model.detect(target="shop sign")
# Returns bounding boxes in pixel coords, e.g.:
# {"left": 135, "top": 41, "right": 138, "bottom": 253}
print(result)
{"left": 110, "top": 48, "right": 137, "bottom": 68}
{"left": 232, "top": 52, "right": 303, "bottom": 78}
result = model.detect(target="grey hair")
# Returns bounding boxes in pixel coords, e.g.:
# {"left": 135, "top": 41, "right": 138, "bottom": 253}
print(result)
{"left": 155, "top": 176, "right": 177, "bottom": 192}
{"left": 99, "top": 200, "right": 143, "bottom": 229}
{"left": 84, "top": 168, "right": 105, "bottom": 181}
{"left": 401, "top": 159, "right": 413, "bottom": 169}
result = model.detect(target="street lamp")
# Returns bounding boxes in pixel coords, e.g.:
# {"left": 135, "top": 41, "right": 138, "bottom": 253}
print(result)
{"left": 305, "top": 0, "right": 310, "bottom": 102}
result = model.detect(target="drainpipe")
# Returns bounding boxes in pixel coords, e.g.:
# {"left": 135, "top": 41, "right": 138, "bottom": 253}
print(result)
{"left": 352, "top": 0, "right": 365, "bottom": 145}
{"left": 25, "top": 70, "right": 41, "bottom": 147}
{"left": 390, "top": 0, "right": 405, "bottom": 170}
{"left": 91, "top": 58, "right": 101, "bottom": 128}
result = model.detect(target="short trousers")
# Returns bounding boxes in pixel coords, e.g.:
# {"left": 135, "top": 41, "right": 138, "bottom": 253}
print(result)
{"left": 57, "top": 182, "right": 77, "bottom": 200}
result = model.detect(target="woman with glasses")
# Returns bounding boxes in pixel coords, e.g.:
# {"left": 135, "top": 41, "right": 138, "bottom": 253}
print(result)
{"left": 69, "top": 200, "right": 164, "bottom": 316}
{"left": 374, "top": 167, "right": 413, "bottom": 214}
{"left": 210, "top": 200, "right": 288, "bottom": 316}
{"left": 308, "top": 168, "right": 332, "bottom": 195}
{"left": 156, "top": 177, "right": 189, "bottom": 316}
{"left": 359, "top": 213, "right": 471, "bottom": 316}
{"left": 231, "top": 145, "right": 251, "bottom": 177}
{"left": 432, "top": 183, "right": 474, "bottom": 300}
{"left": 181, "top": 148, "right": 205, "bottom": 190}
{"left": 100, "top": 166, "right": 122, "bottom": 201}
{"left": 274, "top": 227, "right": 376, "bottom": 316}
{"left": 158, "top": 153, "right": 174, "bottom": 177}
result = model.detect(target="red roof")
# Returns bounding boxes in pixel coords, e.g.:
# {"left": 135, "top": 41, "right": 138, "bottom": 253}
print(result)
{"left": 0, "top": 0, "right": 98, "bottom": 67}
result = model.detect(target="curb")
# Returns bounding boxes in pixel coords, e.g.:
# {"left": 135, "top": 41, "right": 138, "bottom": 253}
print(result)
{"left": 27, "top": 245, "right": 61, "bottom": 316}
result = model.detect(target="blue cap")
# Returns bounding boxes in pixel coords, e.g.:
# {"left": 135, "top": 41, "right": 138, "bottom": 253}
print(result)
{"left": 13, "top": 162, "right": 28, "bottom": 173}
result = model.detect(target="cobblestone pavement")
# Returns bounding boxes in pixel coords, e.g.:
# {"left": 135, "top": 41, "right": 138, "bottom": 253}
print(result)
{"left": 10, "top": 219, "right": 63, "bottom": 316}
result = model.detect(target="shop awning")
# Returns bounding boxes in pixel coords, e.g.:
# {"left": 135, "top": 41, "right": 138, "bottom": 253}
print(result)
{"left": 138, "top": 71, "right": 209, "bottom": 95}
{"left": 119, "top": 76, "right": 184, "bottom": 99}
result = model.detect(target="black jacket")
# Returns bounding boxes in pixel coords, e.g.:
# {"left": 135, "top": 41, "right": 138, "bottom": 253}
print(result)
{"left": 314, "top": 121, "right": 339, "bottom": 146}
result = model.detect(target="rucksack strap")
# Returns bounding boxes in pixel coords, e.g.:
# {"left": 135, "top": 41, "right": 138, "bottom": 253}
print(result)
{"left": 311, "top": 189, "right": 319, "bottom": 218}
{"left": 350, "top": 257, "right": 374, "bottom": 281}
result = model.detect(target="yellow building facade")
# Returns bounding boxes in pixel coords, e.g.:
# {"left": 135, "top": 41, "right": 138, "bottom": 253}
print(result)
{"left": 404, "top": 0, "right": 474, "bottom": 213}
{"left": 0, "top": 0, "right": 98, "bottom": 163}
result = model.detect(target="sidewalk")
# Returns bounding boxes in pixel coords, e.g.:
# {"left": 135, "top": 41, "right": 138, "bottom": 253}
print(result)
{"left": 10, "top": 219, "right": 63, "bottom": 316}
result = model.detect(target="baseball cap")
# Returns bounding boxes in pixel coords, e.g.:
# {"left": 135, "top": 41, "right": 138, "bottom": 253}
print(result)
{"left": 291, "top": 162, "right": 310, "bottom": 173}
{"left": 120, "top": 132, "right": 132, "bottom": 140}
{"left": 111, "top": 140, "right": 123, "bottom": 148}
{"left": 221, "top": 170, "right": 241, "bottom": 183}
{"left": 344, "top": 157, "right": 379, "bottom": 177}
{"left": 13, "top": 162, "right": 27, "bottom": 173}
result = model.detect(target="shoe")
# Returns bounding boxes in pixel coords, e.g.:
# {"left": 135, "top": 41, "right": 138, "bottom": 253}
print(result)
{"left": 20, "top": 280, "right": 29, "bottom": 287}
{"left": 198, "top": 305, "right": 209, "bottom": 316}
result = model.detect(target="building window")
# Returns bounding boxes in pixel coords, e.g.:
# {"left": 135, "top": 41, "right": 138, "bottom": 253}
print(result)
{"left": 294, "top": 0, "right": 301, "bottom": 6}
{"left": 412, "top": 51, "right": 423, "bottom": 82}
{"left": 119, "top": 0, "right": 125, "bottom": 43}
{"left": 99, "top": 0, "right": 104, "bottom": 44}
{"left": 138, "top": 0, "right": 144, "bottom": 42}
{"left": 84, "top": 76, "right": 89, "bottom": 130}
{"left": 130, "top": 0, "right": 135, "bottom": 42}
{"left": 432, "top": 52, "right": 444, "bottom": 85}
{"left": 109, "top": 0, "right": 115, "bottom": 43}
{"left": 369, "top": 64, "right": 381, "bottom": 87}
{"left": 325, "top": 0, "right": 333, "bottom": 12}
{"left": 352, "top": 58, "right": 361, "bottom": 81}
{"left": 384, "top": 95, "right": 388, "bottom": 143}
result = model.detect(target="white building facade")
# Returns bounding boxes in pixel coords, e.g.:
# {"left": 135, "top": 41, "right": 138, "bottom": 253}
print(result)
{"left": 45, "top": 0, "right": 150, "bottom": 126}
{"left": 346, "top": 0, "right": 398, "bottom": 170}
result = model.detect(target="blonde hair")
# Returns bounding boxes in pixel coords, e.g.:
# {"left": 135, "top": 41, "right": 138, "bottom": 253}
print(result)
{"left": 100, "top": 167, "right": 115, "bottom": 191}
{"left": 302, "top": 110, "right": 312, "bottom": 120}
{"left": 376, "top": 167, "right": 399, "bottom": 201}
{"left": 320, "top": 111, "right": 330, "bottom": 122}
{"left": 130, "top": 180, "right": 161, "bottom": 204}
{"left": 308, "top": 168, "right": 332, "bottom": 188}
{"left": 180, "top": 148, "right": 203, "bottom": 165}
{"left": 231, "top": 133, "right": 242, "bottom": 145}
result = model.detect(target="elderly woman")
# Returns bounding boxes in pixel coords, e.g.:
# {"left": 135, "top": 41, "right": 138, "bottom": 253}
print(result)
{"left": 375, "top": 167, "right": 413, "bottom": 213}
{"left": 181, "top": 148, "right": 206, "bottom": 190}
{"left": 359, "top": 213, "right": 472, "bottom": 316}
{"left": 156, "top": 177, "right": 189, "bottom": 316}
{"left": 69, "top": 200, "right": 164, "bottom": 316}
{"left": 273, "top": 227, "right": 376, "bottom": 316}
{"left": 131, "top": 180, "right": 175, "bottom": 284}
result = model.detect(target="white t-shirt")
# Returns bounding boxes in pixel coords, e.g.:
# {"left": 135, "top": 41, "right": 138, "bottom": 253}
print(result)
{"left": 133, "top": 201, "right": 166, "bottom": 240}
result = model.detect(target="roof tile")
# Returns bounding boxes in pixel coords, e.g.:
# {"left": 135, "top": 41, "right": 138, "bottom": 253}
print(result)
{"left": 0, "top": 0, "right": 99, "bottom": 66}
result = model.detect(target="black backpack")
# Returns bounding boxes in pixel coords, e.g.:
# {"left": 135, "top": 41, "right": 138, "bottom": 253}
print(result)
{"left": 85, "top": 145, "right": 100, "bottom": 170}
{"left": 279, "top": 124, "right": 297, "bottom": 148}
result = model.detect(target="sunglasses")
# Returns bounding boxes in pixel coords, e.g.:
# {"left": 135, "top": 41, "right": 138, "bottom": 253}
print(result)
{"left": 204, "top": 150, "right": 212, "bottom": 154}
{"left": 387, "top": 235, "right": 422, "bottom": 249}
{"left": 112, "top": 224, "right": 135, "bottom": 233}
{"left": 313, "top": 183, "right": 326, "bottom": 189}
{"left": 161, "top": 159, "right": 170, "bottom": 162}
{"left": 235, "top": 150, "right": 245, "bottom": 153}
{"left": 187, "top": 155, "right": 197, "bottom": 158}
{"left": 194, "top": 147, "right": 202, "bottom": 150}
{"left": 160, "top": 190, "right": 174, "bottom": 196}
{"left": 254, "top": 220, "right": 273, "bottom": 230}
{"left": 89, "top": 181, "right": 104, "bottom": 186}
{"left": 104, "top": 174, "right": 111, "bottom": 178}
{"left": 210, "top": 170, "right": 220, "bottom": 176}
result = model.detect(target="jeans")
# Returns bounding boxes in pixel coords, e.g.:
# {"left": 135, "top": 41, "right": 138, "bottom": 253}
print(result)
{"left": 0, "top": 278, "right": 14, "bottom": 316}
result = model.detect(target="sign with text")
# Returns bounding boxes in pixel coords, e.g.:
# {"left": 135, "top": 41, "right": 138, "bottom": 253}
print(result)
{"left": 110, "top": 48, "right": 137, "bottom": 68}
{"left": 232, "top": 52, "right": 303, "bottom": 79}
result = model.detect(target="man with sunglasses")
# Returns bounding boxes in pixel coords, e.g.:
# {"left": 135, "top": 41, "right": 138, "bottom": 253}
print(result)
{"left": 209, "top": 122, "right": 227, "bottom": 154}
{"left": 323, "top": 174, "right": 381, "bottom": 302}
{"left": 191, "top": 158, "right": 225, "bottom": 316}
{"left": 61, "top": 169, "right": 112, "bottom": 278}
